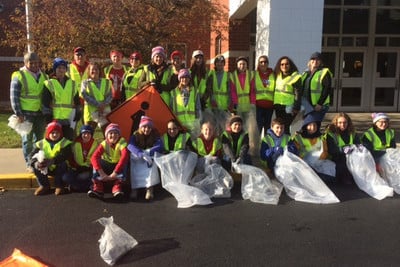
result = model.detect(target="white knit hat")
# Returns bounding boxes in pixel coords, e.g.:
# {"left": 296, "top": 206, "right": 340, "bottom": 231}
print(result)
{"left": 371, "top": 112, "right": 389, "bottom": 124}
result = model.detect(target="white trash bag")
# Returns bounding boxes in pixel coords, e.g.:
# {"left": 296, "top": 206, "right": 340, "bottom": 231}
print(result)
{"left": 346, "top": 144, "right": 393, "bottom": 200}
{"left": 31, "top": 150, "right": 48, "bottom": 175}
{"left": 233, "top": 163, "right": 283, "bottom": 205}
{"left": 96, "top": 216, "right": 138, "bottom": 266}
{"left": 191, "top": 160, "right": 233, "bottom": 198}
{"left": 379, "top": 148, "right": 400, "bottom": 194}
{"left": 154, "top": 151, "right": 212, "bottom": 208}
{"left": 8, "top": 115, "right": 32, "bottom": 136}
{"left": 303, "top": 149, "right": 336, "bottom": 177}
{"left": 91, "top": 108, "right": 110, "bottom": 128}
{"left": 275, "top": 149, "right": 340, "bottom": 204}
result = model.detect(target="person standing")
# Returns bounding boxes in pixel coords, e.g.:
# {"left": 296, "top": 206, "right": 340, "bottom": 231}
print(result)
{"left": 145, "top": 46, "right": 170, "bottom": 103}
{"left": 159, "top": 50, "right": 185, "bottom": 102}
{"left": 43, "top": 58, "right": 81, "bottom": 140}
{"left": 273, "top": 56, "right": 302, "bottom": 135}
{"left": 81, "top": 62, "right": 112, "bottom": 133}
{"left": 103, "top": 50, "right": 129, "bottom": 109}
{"left": 252, "top": 55, "right": 275, "bottom": 135}
{"left": 10, "top": 52, "right": 48, "bottom": 171}
{"left": 301, "top": 52, "right": 332, "bottom": 121}
{"left": 69, "top": 47, "right": 89, "bottom": 94}
{"left": 190, "top": 50, "right": 212, "bottom": 110}
{"left": 121, "top": 51, "right": 147, "bottom": 101}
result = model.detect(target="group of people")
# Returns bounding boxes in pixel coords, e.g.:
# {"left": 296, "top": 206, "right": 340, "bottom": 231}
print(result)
{"left": 9, "top": 45, "right": 397, "bottom": 202}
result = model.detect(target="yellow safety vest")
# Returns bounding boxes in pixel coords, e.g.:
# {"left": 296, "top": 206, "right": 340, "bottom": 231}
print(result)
{"left": 255, "top": 71, "right": 275, "bottom": 101}
{"left": 82, "top": 79, "right": 111, "bottom": 122}
{"left": 68, "top": 64, "right": 89, "bottom": 93}
{"left": 274, "top": 72, "right": 301, "bottom": 106}
{"left": 122, "top": 65, "right": 145, "bottom": 99}
{"left": 193, "top": 137, "right": 221, "bottom": 157}
{"left": 103, "top": 65, "right": 129, "bottom": 78}
{"left": 12, "top": 70, "right": 47, "bottom": 112}
{"left": 36, "top": 138, "right": 72, "bottom": 170}
{"left": 302, "top": 68, "right": 332, "bottom": 106}
{"left": 363, "top": 128, "right": 394, "bottom": 151}
{"left": 293, "top": 134, "right": 322, "bottom": 158}
{"left": 72, "top": 140, "right": 98, "bottom": 167}
{"left": 230, "top": 70, "right": 253, "bottom": 112}
{"left": 209, "top": 70, "right": 229, "bottom": 110}
{"left": 100, "top": 138, "right": 127, "bottom": 163}
{"left": 162, "top": 132, "right": 190, "bottom": 152}
{"left": 326, "top": 132, "right": 355, "bottom": 149}
{"left": 171, "top": 87, "right": 197, "bottom": 130}
{"left": 44, "top": 78, "right": 76, "bottom": 120}
{"left": 221, "top": 131, "right": 247, "bottom": 157}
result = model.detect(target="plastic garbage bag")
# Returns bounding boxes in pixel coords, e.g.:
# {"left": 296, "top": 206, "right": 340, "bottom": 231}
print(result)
{"left": 379, "top": 148, "right": 400, "bottom": 194}
{"left": 191, "top": 160, "right": 233, "bottom": 198}
{"left": 7, "top": 115, "right": 32, "bottom": 136}
{"left": 154, "top": 151, "right": 212, "bottom": 208}
{"left": 0, "top": 248, "right": 48, "bottom": 267}
{"left": 274, "top": 149, "right": 340, "bottom": 204}
{"left": 346, "top": 145, "right": 393, "bottom": 200}
{"left": 91, "top": 108, "right": 110, "bottom": 128}
{"left": 233, "top": 163, "right": 283, "bottom": 205}
{"left": 303, "top": 147, "right": 336, "bottom": 177}
{"left": 96, "top": 216, "right": 138, "bottom": 266}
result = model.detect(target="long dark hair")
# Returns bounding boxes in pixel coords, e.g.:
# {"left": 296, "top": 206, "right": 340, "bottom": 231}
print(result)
{"left": 273, "top": 56, "right": 298, "bottom": 77}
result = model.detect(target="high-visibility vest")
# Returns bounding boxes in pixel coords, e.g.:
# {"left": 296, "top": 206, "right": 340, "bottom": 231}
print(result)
{"left": 12, "top": 70, "right": 47, "bottom": 112}
{"left": 144, "top": 64, "right": 171, "bottom": 103}
{"left": 302, "top": 68, "right": 332, "bottom": 105}
{"left": 260, "top": 134, "right": 290, "bottom": 164}
{"left": 44, "top": 78, "right": 76, "bottom": 120}
{"left": 326, "top": 131, "right": 355, "bottom": 149}
{"left": 82, "top": 79, "right": 111, "bottom": 122}
{"left": 193, "top": 137, "right": 221, "bottom": 156}
{"left": 274, "top": 72, "right": 301, "bottom": 106}
{"left": 72, "top": 140, "right": 98, "bottom": 167}
{"left": 103, "top": 65, "right": 129, "bottom": 78}
{"left": 231, "top": 70, "right": 253, "bottom": 112}
{"left": 68, "top": 64, "right": 89, "bottom": 93}
{"left": 363, "top": 128, "right": 395, "bottom": 151}
{"left": 209, "top": 70, "right": 229, "bottom": 110}
{"left": 162, "top": 132, "right": 190, "bottom": 152}
{"left": 36, "top": 138, "right": 72, "bottom": 171}
{"left": 255, "top": 71, "right": 275, "bottom": 101}
{"left": 122, "top": 65, "right": 145, "bottom": 99}
{"left": 221, "top": 131, "right": 247, "bottom": 157}
{"left": 171, "top": 87, "right": 197, "bottom": 130}
{"left": 100, "top": 137, "right": 127, "bottom": 163}
{"left": 293, "top": 134, "right": 322, "bottom": 158}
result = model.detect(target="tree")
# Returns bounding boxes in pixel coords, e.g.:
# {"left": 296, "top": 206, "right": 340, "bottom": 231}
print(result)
{"left": 0, "top": 0, "right": 228, "bottom": 69}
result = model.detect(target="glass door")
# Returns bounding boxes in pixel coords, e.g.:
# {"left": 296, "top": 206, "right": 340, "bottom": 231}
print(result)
{"left": 371, "top": 50, "right": 399, "bottom": 111}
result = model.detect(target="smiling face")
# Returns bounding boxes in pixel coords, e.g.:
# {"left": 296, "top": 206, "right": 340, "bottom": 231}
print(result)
{"left": 280, "top": 59, "right": 290, "bottom": 75}
{"left": 81, "top": 131, "right": 92, "bottom": 143}
{"left": 336, "top": 116, "right": 348, "bottom": 131}
{"left": 88, "top": 64, "right": 99, "bottom": 80}
{"left": 74, "top": 51, "right": 87, "bottom": 66}
{"left": 106, "top": 130, "right": 120, "bottom": 144}
{"left": 237, "top": 60, "right": 247, "bottom": 72}
{"left": 140, "top": 125, "right": 152, "bottom": 136}
{"left": 167, "top": 121, "right": 179, "bottom": 138}
{"left": 201, "top": 122, "right": 214, "bottom": 141}
{"left": 231, "top": 122, "right": 242, "bottom": 134}
{"left": 375, "top": 119, "right": 389, "bottom": 131}
{"left": 153, "top": 54, "right": 164, "bottom": 65}
{"left": 49, "top": 130, "right": 61, "bottom": 142}
{"left": 271, "top": 123, "right": 284, "bottom": 137}
{"left": 55, "top": 64, "right": 67, "bottom": 79}
{"left": 306, "top": 122, "right": 318, "bottom": 135}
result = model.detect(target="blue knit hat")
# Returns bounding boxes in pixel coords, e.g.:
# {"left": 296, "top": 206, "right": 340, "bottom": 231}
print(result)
{"left": 80, "top": 125, "right": 94, "bottom": 135}
{"left": 53, "top": 58, "right": 68, "bottom": 72}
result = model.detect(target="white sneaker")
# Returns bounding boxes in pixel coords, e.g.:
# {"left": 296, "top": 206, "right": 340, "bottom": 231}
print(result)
{"left": 145, "top": 187, "right": 154, "bottom": 200}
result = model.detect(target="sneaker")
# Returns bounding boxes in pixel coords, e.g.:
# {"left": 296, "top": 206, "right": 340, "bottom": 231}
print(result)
{"left": 87, "top": 190, "right": 104, "bottom": 199}
{"left": 145, "top": 187, "right": 154, "bottom": 200}
{"left": 26, "top": 166, "right": 34, "bottom": 173}
{"left": 34, "top": 186, "right": 49, "bottom": 196}
{"left": 54, "top": 187, "right": 65, "bottom": 196}
{"left": 113, "top": 191, "right": 124, "bottom": 199}
{"left": 130, "top": 189, "right": 138, "bottom": 200}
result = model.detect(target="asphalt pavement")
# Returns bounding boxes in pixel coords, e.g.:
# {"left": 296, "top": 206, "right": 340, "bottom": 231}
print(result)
{"left": 1, "top": 186, "right": 400, "bottom": 267}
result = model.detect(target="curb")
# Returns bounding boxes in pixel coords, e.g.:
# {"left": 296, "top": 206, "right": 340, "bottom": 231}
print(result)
{"left": 0, "top": 173, "right": 35, "bottom": 189}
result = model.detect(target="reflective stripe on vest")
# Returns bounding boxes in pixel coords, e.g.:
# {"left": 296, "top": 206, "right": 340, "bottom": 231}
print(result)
{"left": 36, "top": 138, "right": 72, "bottom": 170}
{"left": 13, "top": 70, "right": 46, "bottom": 111}
{"left": 44, "top": 79, "right": 76, "bottom": 120}
{"left": 123, "top": 67, "right": 145, "bottom": 99}
{"left": 363, "top": 128, "right": 394, "bottom": 151}
{"left": 83, "top": 78, "right": 111, "bottom": 121}
{"left": 162, "top": 132, "right": 189, "bottom": 152}
{"left": 101, "top": 138, "right": 127, "bottom": 163}
{"left": 255, "top": 72, "right": 275, "bottom": 101}
{"left": 294, "top": 134, "right": 322, "bottom": 158}
{"left": 193, "top": 137, "right": 221, "bottom": 156}
{"left": 69, "top": 64, "right": 89, "bottom": 92}
{"left": 72, "top": 140, "right": 98, "bottom": 167}
{"left": 262, "top": 134, "right": 289, "bottom": 148}
{"left": 274, "top": 72, "right": 301, "bottom": 105}
{"left": 222, "top": 131, "right": 246, "bottom": 157}
{"left": 231, "top": 70, "right": 252, "bottom": 112}
{"left": 171, "top": 87, "right": 197, "bottom": 127}
{"left": 307, "top": 68, "right": 332, "bottom": 105}
{"left": 327, "top": 132, "right": 354, "bottom": 149}
{"left": 209, "top": 70, "right": 229, "bottom": 110}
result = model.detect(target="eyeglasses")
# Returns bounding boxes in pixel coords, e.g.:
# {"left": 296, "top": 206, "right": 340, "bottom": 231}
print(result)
{"left": 280, "top": 63, "right": 289, "bottom": 66}
{"left": 259, "top": 61, "right": 268, "bottom": 64}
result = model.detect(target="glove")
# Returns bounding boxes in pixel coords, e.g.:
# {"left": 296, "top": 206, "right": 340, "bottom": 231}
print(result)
{"left": 234, "top": 157, "right": 241, "bottom": 165}
{"left": 275, "top": 146, "right": 284, "bottom": 156}
{"left": 343, "top": 145, "right": 353, "bottom": 154}
{"left": 143, "top": 154, "right": 153, "bottom": 166}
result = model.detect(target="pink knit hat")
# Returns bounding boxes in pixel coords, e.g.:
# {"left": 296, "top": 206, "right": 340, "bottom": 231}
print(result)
{"left": 178, "top": 68, "right": 191, "bottom": 80}
{"left": 151, "top": 46, "right": 166, "bottom": 59}
{"left": 372, "top": 112, "right": 389, "bottom": 124}
{"left": 105, "top": 123, "right": 121, "bottom": 136}
{"left": 139, "top": 116, "right": 153, "bottom": 128}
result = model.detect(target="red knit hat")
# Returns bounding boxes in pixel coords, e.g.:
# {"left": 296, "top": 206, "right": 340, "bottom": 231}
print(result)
{"left": 109, "top": 50, "right": 123, "bottom": 57}
{"left": 139, "top": 116, "right": 153, "bottom": 128}
{"left": 45, "top": 121, "right": 63, "bottom": 139}
{"left": 129, "top": 52, "right": 142, "bottom": 61}
{"left": 170, "top": 50, "right": 183, "bottom": 61}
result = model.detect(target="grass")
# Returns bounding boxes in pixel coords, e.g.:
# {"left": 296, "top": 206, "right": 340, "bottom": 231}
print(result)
{"left": 0, "top": 113, "right": 104, "bottom": 148}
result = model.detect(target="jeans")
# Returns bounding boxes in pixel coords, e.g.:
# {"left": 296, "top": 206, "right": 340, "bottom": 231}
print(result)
{"left": 34, "top": 162, "right": 68, "bottom": 188}
{"left": 63, "top": 168, "right": 92, "bottom": 192}
{"left": 22, "top": 115, "right": 45, "bottom": 165}
{"left": 256, "top": 106, "right": 274, "bottom": 135}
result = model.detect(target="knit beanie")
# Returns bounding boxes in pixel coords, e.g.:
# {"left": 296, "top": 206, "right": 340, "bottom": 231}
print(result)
{"left": 229, "top": 115, "right": 243, "bottom": 126}
{"left": 130, "top": 52, "right": 142, "bottom": 61}
{"left": 139, "top": 116, "right": 154, "bottom": 128}
{"left": 105, "top": 123, "right": 121, "bottom": 136}
{"left": 80, "top": 125, "right": 94, "bottom": 135}
{"left": 151, "top": 46, "right": 166, "bottom": 59}
{"left": 170, "top": 50, "right": 183, "bottom": 61}
{"left": 109, "top": 50, "right": 123, "bottom": 57}
{"left": 45, "top": 121, "right": 63, "bottom": 139}
{"left": 214, "top": 55, "right": 225, "bottom": 64}
{"left": 178, "top": 68, "right": 191, "bottom": 80}
{"left": 73, "top": 47, "right": 85, "bottom": 54}
{"left": 52, "top": 58, "right": 68, "bottom": 72}
{"left": 372, "top": 112, "right": 389, "bottom": 124}
{"left": 192, "top": 50, "right": 204, "bottom": 58}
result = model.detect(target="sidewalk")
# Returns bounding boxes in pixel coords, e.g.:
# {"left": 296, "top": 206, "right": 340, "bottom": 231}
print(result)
{"left": 1, "top": 113, "right": 399, "bottom": 189}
